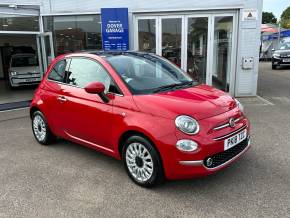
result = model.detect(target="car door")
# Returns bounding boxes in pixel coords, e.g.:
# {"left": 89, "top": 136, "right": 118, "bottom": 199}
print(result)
{"left": 43, "top": 58, "right": 70, "bottom": 136}
{"left": 60, "top": 57, "right": 115, "bottom": 150}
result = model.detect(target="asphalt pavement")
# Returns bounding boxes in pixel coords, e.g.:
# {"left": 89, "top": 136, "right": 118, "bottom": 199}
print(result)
{"left": 0, "top": 62, "right": 289, "bottom": 217}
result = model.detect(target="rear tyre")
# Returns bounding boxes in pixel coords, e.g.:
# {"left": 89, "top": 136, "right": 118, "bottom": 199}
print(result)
{"left": 122, "top": 135, "right": 164, "bottom": 187}
{"left": 32, "top": 111, "right": 56, "bottom": 145}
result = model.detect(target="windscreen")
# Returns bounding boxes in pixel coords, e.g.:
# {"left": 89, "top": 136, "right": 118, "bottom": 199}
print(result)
{"left": 12, "top": 55, "right": 39, "bottom": 67}
{"left": 105, "top": 53, "right": 193, "bottom": 94}
{"left": 279, "top": 42, "right": 290, "bottom": 50}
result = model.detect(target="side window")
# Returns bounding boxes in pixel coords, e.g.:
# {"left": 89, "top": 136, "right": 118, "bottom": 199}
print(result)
{"left": 67, "top": 58, "right": 119, "bottom": 94}
{"left": 48, "top": 59, "right": 68, "bottom": 82}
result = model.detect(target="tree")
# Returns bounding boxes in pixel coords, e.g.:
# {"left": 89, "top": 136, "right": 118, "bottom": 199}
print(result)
{"left": 262, "top": 12, "right": 277, "bottom": 24}
{"left": 280, "top": 7, "right": 290, "bottom": 29}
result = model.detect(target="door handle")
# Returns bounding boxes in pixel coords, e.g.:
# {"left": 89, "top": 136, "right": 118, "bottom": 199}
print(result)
{"left": 57, "top": 96, "right": 67, "bottom": 103}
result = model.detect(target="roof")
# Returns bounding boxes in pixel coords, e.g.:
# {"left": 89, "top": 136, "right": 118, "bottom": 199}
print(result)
{"left": 87, "top": 50, "right": 153, "bottom": 58}
{"left": 261, "top": 23, "right": 287, "bottom": 33}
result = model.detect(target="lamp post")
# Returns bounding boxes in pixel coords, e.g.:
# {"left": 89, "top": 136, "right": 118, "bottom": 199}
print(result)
{"left": 277, "top": 23, "right": 281, "bottom": 48}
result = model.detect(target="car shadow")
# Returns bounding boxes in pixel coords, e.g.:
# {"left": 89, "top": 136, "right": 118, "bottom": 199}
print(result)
{"left": 49, "top": 138, "right": 254, "bottom": 191}
{"left": 275, "top": 65, "right": 290, "bottom": 70}
{"left": 50, "top": 138, "right": 120, "bottom": 165}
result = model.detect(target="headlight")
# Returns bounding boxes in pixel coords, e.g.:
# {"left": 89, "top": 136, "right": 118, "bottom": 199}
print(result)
{"left": 273, "top": 53, "right": 280, "bottom": 58}
{"left": 175, "top": 115, "right": 200, "bottom": 135}
{"left": 176, "top": 139, "right": 198, "bottom": 152}
{"left": 10, "top": 71, "right": 17, "bottom": 76}
{"left": 235, "top": 98, "right": 244, "bottom": 112}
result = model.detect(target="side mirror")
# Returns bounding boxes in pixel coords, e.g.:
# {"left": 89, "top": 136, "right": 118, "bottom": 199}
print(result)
{"left": 84, "top": 82, "right": 109, "bottom": 103}
{"left": 271, "top": 48, "right": 275, "bottom": 51}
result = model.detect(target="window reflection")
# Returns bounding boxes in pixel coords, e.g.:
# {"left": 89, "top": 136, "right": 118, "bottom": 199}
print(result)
{"left": 212, "top": 16, "right": 233, "bottom": 92}
{"left": 138, "top": 19, "right": 156, "bottom": 53}
{"left": 162, "top": 18, "right": 182, "bottom": 67}
{"left": 187, "top": 17, "right": 208, "bottom": 83}
{"left": 44, "top": 15, "right": 102, "bottom": 56}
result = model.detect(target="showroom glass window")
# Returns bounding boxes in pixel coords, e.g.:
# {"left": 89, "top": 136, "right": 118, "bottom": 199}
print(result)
{"left": 0, "top": 15, "right": 39, "bottom": 31}
{"left": 138, "top": 19, "right": 156, "bottom": 53}
{"left": 44, "top": 15, "right": 102, "bottom": 56}
{"left": 187, "top": 17, "right": 208, "bottom": 84}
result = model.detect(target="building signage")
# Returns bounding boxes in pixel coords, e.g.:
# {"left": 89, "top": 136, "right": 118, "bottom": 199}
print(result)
{"left": 242, "top": 9, "right": 258, "bottom": 21}
{"left": 101, "top": 8, "right": 129, "bottom": 51}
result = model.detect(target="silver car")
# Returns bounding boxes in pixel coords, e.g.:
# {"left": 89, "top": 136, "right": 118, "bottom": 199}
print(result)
{"left": 9, "top": 53, "right": 41, "bottom": 88}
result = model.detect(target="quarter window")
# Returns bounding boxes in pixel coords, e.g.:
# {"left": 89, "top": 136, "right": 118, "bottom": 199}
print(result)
{"left": 48, "top": 59, "right": 68, "bottom": 82}
{"left": 67, "top": 58, "right": 118, "bottom": 94}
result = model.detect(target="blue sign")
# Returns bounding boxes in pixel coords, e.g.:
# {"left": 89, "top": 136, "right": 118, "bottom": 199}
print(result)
{"left": 101, "top": 8, "right": 129, "bottom": 51}
{"left": 262, "top": 30, "right": 290, "bottom": 41}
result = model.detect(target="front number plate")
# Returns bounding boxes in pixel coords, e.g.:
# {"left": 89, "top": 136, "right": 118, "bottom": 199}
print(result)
{"left": 224, "top": 129, "right": 247, "bottom": 151}
{"left": 25, "top": 78, "right": 38, "bottom": 82}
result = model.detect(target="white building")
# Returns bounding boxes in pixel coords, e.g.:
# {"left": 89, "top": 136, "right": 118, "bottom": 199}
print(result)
{"left": 0, "top": 0, "right": 262, "bottom": 98}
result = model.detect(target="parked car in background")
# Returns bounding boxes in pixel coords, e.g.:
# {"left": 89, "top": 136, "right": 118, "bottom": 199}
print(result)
{"left": 30, "top": 51, "right": 250, "bottom": 187}
{"left": 272, "top": 42, "right": 290, "bottom": 69}
{"left": 9, "top": 53, "right": 41, "bottom": 88}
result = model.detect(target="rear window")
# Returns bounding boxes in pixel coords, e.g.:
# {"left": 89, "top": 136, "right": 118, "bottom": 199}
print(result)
{"left": 11, "top": 56, "right": 39, "bottom": 67}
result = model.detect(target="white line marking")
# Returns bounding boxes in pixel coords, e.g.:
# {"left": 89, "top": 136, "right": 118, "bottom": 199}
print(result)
{"left": 257, "top": 95, "right": 275, "bottom": 106}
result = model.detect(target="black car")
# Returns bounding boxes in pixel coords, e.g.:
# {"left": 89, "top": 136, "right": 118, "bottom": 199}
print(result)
{"left": 272, "top": 42, "right": 290, "bottom": 69}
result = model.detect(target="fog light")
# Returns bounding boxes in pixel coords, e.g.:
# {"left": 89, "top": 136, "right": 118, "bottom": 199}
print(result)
{"left": 205, "top": 158, "right": 213, "bottom": 167}
{"left": 176, "top": 139, "right": 198, "bottom": 152}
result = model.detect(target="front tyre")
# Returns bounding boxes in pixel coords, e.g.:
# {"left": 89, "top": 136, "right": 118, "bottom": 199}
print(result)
{"left": 122, "top": 135, "right": 164, "bottom": 187}
{"left": 32, "top": 111, "right": 56, "bottom": 145}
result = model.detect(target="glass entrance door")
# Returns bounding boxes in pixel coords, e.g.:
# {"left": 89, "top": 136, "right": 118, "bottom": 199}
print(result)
{"left": 161, "top": 17, "right": 182, "bottom": 67}
{"left": 137, "top": 18, "right": 156, "bottom": 53}
{"left": 135, "top": 13, "right": 236, "bottom": 94}
{"left": 186, "top": 17, "right": 209, "bottom": 83}
{"left": 37, "top": 32, "right": 55, "bottom": 76}
{"left": 211, "top": 16, "right": 234, "bottom": 92}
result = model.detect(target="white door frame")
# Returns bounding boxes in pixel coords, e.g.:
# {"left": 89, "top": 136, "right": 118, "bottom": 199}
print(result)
{"left": 0, "top": 31, "right": 54, "bottom": 75}
{"left": 209, "top": 12, "right": 238, "bottom": 95}
{"left": 184, "top": 14, "right": 211, "bottom": 84}
{"left": 134, "top": 15, "right": 186, "bottom": 70}
{"left": 133, "top": 11, "right": 238, "bottom": 95}
{"left": 134, "top": 16, "right": 158, "bottom": 55}
{"left": 159, "top": 15, "right": 185, "bottom": 69}
{"left": 37, "top": 32, "right": 55, "bottom": 74}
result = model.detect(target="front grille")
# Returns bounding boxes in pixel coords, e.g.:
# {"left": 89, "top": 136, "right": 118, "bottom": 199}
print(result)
{"left": 280, "top": 54, "right": 290, "bottom": 58}
{"left": 204, "top": 137, "right": 249, "bottom": 169}
{"left": 213, "top": 116, "right": 243, "bottom": 131}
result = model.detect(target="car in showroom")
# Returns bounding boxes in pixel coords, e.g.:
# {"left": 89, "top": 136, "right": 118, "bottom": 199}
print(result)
{"left": 9, "top": 53, "right": 41, "bottom": 88}
{"left": 30, "top": 51, "right": 250, "bottom": 187}
{"left": 272, "top": 42, "right": 290, "bottom": 69}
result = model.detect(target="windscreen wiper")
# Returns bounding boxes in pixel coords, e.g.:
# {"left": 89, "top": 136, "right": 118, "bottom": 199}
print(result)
{"left": 153, "top": 83, "right": 181, "bottom": 93}
{"left": 153, "top": 81, "right": 196, "bottom": 93}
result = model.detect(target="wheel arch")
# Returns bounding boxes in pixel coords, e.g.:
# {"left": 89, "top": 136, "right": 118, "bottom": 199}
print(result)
{"left": 30, "top": 106, "right": 40, "bottom": 118}
{"left": 118, "top": 130, "right": 163, "bottom": 163}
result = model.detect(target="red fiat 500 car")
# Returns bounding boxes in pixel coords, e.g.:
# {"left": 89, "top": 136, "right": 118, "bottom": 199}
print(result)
{"left": 30, "top": 51, "right": 250, "bottom": 187}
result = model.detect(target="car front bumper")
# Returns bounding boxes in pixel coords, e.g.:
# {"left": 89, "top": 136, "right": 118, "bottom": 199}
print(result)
{"left": 156, "top": 108, "right": 251, "bottom": 180}
{"left": 272, "top": 57, "right": 290, "bottom": 65}
{"left": 179, "top": 135, "right": 250, "bottom": 169}
{"left": 10, "top": 76, "right": 41, "bottom": 87}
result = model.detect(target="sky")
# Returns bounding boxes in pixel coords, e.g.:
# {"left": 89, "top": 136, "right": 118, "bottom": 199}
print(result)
{"left": 263, "top": 0, "right": 290, "bottom": 19}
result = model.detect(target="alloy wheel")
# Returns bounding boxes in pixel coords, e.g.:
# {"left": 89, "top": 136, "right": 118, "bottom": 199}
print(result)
{"left": 33, "top": 114, "right": 47, "bottom": 142}
{"left": 125, "top": 142, "right": 154, "bottom": 182}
